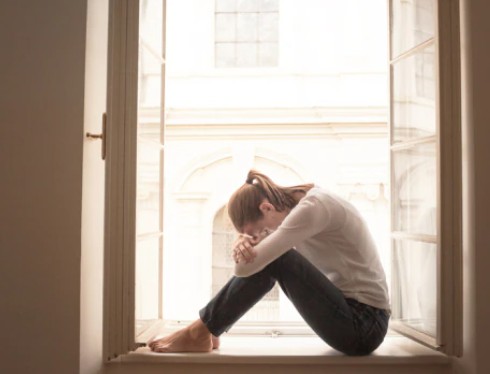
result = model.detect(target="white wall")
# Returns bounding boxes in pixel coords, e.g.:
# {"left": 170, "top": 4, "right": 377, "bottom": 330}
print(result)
{"left": 0, "top": 1, "right": 87, "bottom": 373}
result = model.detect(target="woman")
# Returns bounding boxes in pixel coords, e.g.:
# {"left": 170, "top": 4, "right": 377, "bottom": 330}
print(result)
{"left": 149, "top": 170, "right": 390, "bottom": 355}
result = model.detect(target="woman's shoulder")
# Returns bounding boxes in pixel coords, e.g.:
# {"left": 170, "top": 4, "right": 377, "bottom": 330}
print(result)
{"left": 307, "top": 186, "right": 363, "bottom": 219}
{"left": 299, "top": 186, "right": 345, "bottom": 214}
{"left": 307, "top": 186, "right": 368, "bottom": 224}
{"left": 305, "top": 185, "right": 342, "bottom": 203}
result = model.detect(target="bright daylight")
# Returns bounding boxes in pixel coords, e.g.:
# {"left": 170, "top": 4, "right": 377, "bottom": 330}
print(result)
{"left": 134, "top": 0, "right": 436, "bottom": 351}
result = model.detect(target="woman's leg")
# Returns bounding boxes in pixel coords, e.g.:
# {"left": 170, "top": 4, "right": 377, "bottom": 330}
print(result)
{"left": 199, "top": 266, "right": 277, "bottom": 335}
{"left": 265, "top": 250, "right": 388, "bottom": 355}
{"left": 200, "top": 249, "right": 388, "bottom": 355}
{"left": 149, "top": 267, "right": 276, "bottom": 353}
{"left": 151, "top": 249, "right": 388, "bottom": 354}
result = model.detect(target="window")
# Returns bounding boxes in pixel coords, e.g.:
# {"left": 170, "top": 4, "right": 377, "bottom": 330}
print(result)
{"left": 388, "top": 0, "right": 461, "bottom": 353}
{"left": 215, "top": 0, "right": 279, "bottom": 67}
{"left": 103, "top": 0, "right": 461, "bottom": 360}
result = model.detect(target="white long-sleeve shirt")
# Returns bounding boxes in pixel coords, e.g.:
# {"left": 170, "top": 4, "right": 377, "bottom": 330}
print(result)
{"left": 234, "top": 186, "right": 390, "bottom": 310}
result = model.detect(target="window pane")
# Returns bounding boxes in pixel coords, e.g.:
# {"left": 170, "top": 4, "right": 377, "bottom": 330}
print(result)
{"left": 393, "top": 142, "right": 437, "bottom": 235}
{"left": 393, "top": 239, "right": 437, "bottom": 336}
{"left": 236, "top": 43, "right": 258, "bottom": 67}
{"left": 258, "top": 42, "right": 278, "bottom": 66}
{"left": 138, "top": 0, "right": 163, "bottom": 108}
{"left": 136, "top": 140, "right": 162, "bottom": 235}
{"left": 258, "top": 13, "right": 279, "bottom": 42}
{"left": 216, "top": 0, "right": 237, "bottom": 13}
{"left": 260, "top": 0, "right": 279, "bottom": 12}
{"left": 392, "top": 44, "right": 436, "bottom": 143}
{"left": 136, "top": 0, "right": 163, "bottom": 328}
{"left": 216, "top": 43, "right": 236, "bottom": 67}
{"left": 237, "top": 0, "right": 259, "bottom": 12}
{"left": 135, "top": 237, "right": 160, "bottom": 320}
{"left": 391, "top": 0, "right": 435, "bottom": 58}
{"left": 216, "top": 14, "right": 236, "bottom": 42}
{"left": 237, "top": 13, "right": 258, "bottom": 42}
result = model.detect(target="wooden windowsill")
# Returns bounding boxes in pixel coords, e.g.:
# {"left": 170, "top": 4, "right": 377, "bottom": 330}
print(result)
{"left": 113, "top": 335, "right": 450, "bottom": 366}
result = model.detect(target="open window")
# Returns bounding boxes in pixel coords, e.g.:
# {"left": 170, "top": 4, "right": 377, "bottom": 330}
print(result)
{"left": 103, "top": 0, "right": 461, "bottom": 360}
{"left": 388, "top": 0, "right": 461, "bottom": 355}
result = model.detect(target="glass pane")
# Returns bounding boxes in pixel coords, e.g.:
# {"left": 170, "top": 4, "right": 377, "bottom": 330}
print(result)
{"left": 139, "top": 0, "right": 163, "bottom": 108}
{"left": 260, "top": 0, "right": 279, "bottom": 12}
{"left": 135, "top": 237, "right": 160, "bottom": 320}
{"left": 139, "top": 0, "right": 162, "bottom": 55}
{"left": 393, "top": 239, "right": 437, "bottom": 336}
{"left": 391, "top": 0, "right": 435, "bottom": 58}
{"left": 136, "top": 140, "right": 162, "bottom": 235}
{"left": 216, "top": 43, "right": 236, "bottom": 67}
{"left": 392, "top": 44, "right": 436, "bottom": 143}
{"left": 216, "top": 0, "right": 237, "bottom": 13}
{"left": 137, "top": 0, "right": 163, "bottom": 235}
{"left": 236, "top": 43, "right": 257, "bottom": 67}
{"left": 237, "top": 13, "right": 258, "bottom": 42}
{"left": 393, "top": 142, "right": 437, "bottom": 235}
{"left": 258, "top": 13, "right": 279, "bottom": 42}
{"left": 136, "top": 0, "right": 163, "bottom": 328}
{"left": 258, "top": 42, "right": 278, "bottom": 66}
{"left": 237, "top": 0, "right": 259, "bottom": 12}
{"left": 215, "top": 14, "right": 236, "bottom": 42}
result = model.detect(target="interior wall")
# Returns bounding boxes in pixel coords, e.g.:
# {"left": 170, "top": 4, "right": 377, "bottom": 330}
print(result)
{"left": 456, "top": 0, "right": 490, "bottom": 373}
{"left": 0, "top": 1, "right": 87, "bottom": 373}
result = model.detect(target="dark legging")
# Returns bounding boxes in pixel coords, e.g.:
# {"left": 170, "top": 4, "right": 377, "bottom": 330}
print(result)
{"left": 199, "top": 249, "right": 389, "bottom": 355}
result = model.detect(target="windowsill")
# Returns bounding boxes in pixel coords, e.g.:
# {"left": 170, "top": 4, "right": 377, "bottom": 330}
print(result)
{"left": 114, "top": 334, "right": 450, "bottom": 365}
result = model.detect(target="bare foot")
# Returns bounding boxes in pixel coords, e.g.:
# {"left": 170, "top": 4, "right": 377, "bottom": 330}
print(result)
{"left": 148, "top": 319, "right": 213, "bottom": 353}
{"left": 212, "top": 335, "right": 220, "bottom": 350}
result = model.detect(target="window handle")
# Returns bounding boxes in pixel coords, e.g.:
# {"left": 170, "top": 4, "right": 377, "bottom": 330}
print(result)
{"left": 86, "top": 112, "right": 107, "bottom": 160}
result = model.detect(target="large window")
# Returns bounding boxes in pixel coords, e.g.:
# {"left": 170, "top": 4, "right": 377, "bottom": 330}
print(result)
{"left": 388, "top": 0, "right": 461, "bottom": 353}
{"left": 103, "top": 0, "right": 461, "bottom": 359}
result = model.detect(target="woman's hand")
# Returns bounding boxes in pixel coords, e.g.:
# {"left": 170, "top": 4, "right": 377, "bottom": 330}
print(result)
{"left": 232, "top": 234, "right": 258, "bottom": 264}
{"left": 232, "top": 230, "right": 272, "bottom": 264}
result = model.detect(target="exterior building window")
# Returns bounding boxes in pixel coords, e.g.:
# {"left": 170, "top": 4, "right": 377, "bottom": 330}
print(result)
{"left": 215, "top": 0, "right": 279, "bottom": 68}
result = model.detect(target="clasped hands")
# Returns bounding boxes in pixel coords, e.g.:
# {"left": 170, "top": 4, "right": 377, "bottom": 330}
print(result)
{"left": 232, "top": 229, "right": 271, "bottom": 264}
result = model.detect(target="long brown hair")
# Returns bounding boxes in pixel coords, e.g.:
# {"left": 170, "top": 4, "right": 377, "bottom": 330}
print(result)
{"left": 227, "top": 170, "right": 313, "bottom": 231}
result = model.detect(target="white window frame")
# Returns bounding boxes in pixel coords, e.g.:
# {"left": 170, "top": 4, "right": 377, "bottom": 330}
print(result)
{"left": 387, "top": 0, "right": 462, "bottom": 356}
{"left": 103, "top": 0, "right": 462, "bottom": 360}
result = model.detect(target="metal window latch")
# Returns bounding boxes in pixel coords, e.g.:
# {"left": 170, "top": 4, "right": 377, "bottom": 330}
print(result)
{"left": 265, "top": 330, "right": 282, "bottom": 338}
{"left": 86, "top": 112, "right": 107, "bottom": 160}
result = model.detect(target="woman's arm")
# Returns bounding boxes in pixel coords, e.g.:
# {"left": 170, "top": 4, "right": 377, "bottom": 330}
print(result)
{"left": 233, "top": 196, "right": 338, "bottom": 277}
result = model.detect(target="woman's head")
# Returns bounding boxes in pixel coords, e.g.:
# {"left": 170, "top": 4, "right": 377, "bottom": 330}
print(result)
{"left": 227, "top": 170, "right": 313, "bottom": 233}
